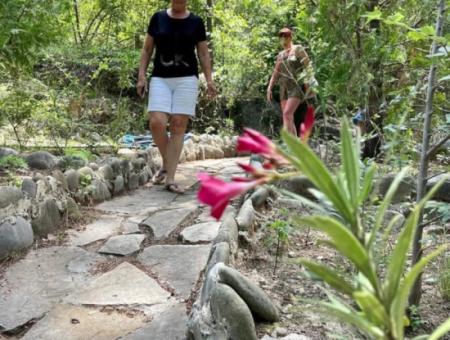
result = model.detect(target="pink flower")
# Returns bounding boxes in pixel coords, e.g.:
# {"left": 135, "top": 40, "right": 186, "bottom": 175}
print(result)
{"left": 237, "top": 128, "right": 276, "bottom": 158}
{"left": 197, "top": 173, "right": 265, "bottom": 220}
{"left": 300, "top": 106, "right": 315, "bottom": 142}
{"left": 237, "top": 162, "right": 267, "bottom": 179}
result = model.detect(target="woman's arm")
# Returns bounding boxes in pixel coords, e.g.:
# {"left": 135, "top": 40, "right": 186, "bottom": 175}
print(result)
{"left": 137, "top": 34, "right": 155, "bottom": 98}
{"left": 197, "top": 41, "right": 217, "bottom": 98}
{"left": 296, "top": 45, "right": 314, "bottom": 96}
{"left": 267, "top": 55, "right": 281, "bottom": 103}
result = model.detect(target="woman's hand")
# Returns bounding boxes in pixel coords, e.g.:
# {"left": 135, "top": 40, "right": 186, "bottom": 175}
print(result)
{"left": 207, "top": 81, "right": 217, "bottom": 99}
{"left": 266, "top": 89, "right": 273, "bottom": 103}
{"left": 137, "top": 77, "right": 148, "bottom": 99}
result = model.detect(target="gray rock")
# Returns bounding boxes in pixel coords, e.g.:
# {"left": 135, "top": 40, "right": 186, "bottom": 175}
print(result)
{"left": 0, "top": 147, "right": 18, "bottom": 159}
{"left": 250, "top": 154, "right": 265, "bottom": 163}
{"left": 66, "top": 197, "right": 79, "bottom": 217}
{"left": 60, "top": 155, "right": 86, "bottom": 170}
{"left": 280, "top": 176, "right": 317, "bottom": 200}
{"left": 137, "top": 151, "right": 148, "bottom": 162}
{"left": 89, "top": 162, "right": 99, "bottom": 171}
{"left": 219, "top": 266, "right": 279, "bottom": 322}
{"left": 21, "top": 178, "right": 37, "bottom": 199}
{"left": 236, "top": 199, "right": 255, "bottom": 232}
{"left": 0, "top": 247, "right": 102, "bottom": 331}
{"left": 131, "top": 158, "right": 143, "bottom": 173}
{"left": 275, "top": 327, "right": 289, "bottom": 337}
{"left": 378, "top": 174, "right": 415, "bottom": 203}
{"left": 277, "top": 198, "right": 304, "bottom": 210}
{"left": 0, "top": 186, "right": 24, "bottom": 209}
{"left": 31, "top": 198, "right": 62, "bottom": 237}
{"left": 25, "top": 151, "right": 57, "bottom": 170}
{"left": 118, "top": 304, "right": 187, "bottom": 340}
{"left": 21, "top": 304, "right": 144, "bottom": 340}
{"left": 107, "top": 157, "right": 121, "bottom": 175}
{"left": 181, "top": 222, "right": 221, "bottom": 243}
{"left": 113, "top": 175, "right": 125, "bottom": 194}
{"left": 129, "top": 173, "right": 139, "bottom": 190}
{"left": 210, "top": 283, "right": 257, "bottom": 340}
{"left": 51, "top": 169, "right": 68, "bottom": 190}
{"left": 99, "top": 164, "right": 114, "bottom": 182}
{"left": 427, "top": 174, "right": 450, "bottom": 202}
{"left": 64, "top": 262, "right": 170, "bottom": 306}
{"left": 139, "top": 170, "right": 149, "bottom": 186}
{"left": 121, "top": 220, "right": 141, "bottom": 235}
{"left": 141, "top": 207, "right": 197, "bottom": 241}
{"left": 206, "top": 242, "right": 230, "bottom": 275}
{"left": 383, "top": 210, "right": 406, "bottom": 230}
{"left": 91, "top": 179, "right": 111, "bottom": 204}
{"left": 138, "top": 245, "right": 211, "bottom": 298}
{"left": 214, "top": 213, "right": 239, "bottom": 247}
{"left": 249, "top": 187, "right": 269, "bottom": 209}
{"left": 77, "top": 166, "right": 95, "bottom": 183}
{"left": 64, "top": 169, "right": 79, "bottom": 192}
{"left": 120, "top": 159, "right": 131, "bottom": 175}
{"left": 68, "top": 215, "right": 122, "bottom": 246}
{"left": 0, "top": 217, "right": 34, "bottom": 259}
{"left": 98, "top": 234, "right": 146, "bottom": 256}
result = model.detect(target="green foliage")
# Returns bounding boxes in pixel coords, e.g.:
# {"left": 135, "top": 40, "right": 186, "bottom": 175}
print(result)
{"left": 280, "top": 119, "right": 450, "bottom": 340}
{"left": 79, "top": 174, "right": 96, "bottom": 196}
{"left": 437, "top": 255, "right": 450, "bottom": 301}
{"left": 0, "top": 155, "right": 27, "bottom": 170}
{"left": 64, "top": 148, "right": 95, "bottom": 162}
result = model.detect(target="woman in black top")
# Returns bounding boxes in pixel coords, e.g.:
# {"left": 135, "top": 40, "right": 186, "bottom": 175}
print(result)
{"left": 137, "top": 0, "right": 216, "bottom": 194}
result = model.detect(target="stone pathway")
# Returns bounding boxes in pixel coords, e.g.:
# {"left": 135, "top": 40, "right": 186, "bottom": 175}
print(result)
{"left": 0, "top": 158, "right": 245, "bottom": 340}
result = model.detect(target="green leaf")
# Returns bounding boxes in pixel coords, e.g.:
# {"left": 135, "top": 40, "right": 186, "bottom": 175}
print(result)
{"left": 390, "top": 246, "right": 446, "bottom": 339}
{"left": 281, "top": 130, "right": 354, "bottom": 224}
{"left": 362, "top": 9, "right": 383, "bottom": 24}
{"left": 428, "top": 317, "right": 450, "bottom": 340}
{"left": 340, "top": 117, "right": 359, "bottom": 208}
{"left": 353, "top": 291, "right": 391, "bottom": 329}
{"left": 293, "top": 216, "right": 379, "bottom": 291}
{"left": 298, "top": 259, "right": 355, "bottom": 296}
{"left": 276, "top": 188, "right": 328, "bottom": 214}
{"left": 358, "top": 163, "right": 376, "bottom": 205}
{"left": 369, "top": 167, "right": 409, "bottom": 251}
{"left": 438, "top": 75, "right": 450, "bottom": 83}
{"left": 421, "top": 25, "right": 435, "bottom": 36}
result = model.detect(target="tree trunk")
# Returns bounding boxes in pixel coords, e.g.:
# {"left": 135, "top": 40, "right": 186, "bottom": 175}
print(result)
{"left": 409, "top": 0, "right": 446, "bottom": 307}
{"left": 206, "top": 0, "right": 214, "bottom": 66}
{"left": 73, "top": 0, "right": 82, "bottom": 44}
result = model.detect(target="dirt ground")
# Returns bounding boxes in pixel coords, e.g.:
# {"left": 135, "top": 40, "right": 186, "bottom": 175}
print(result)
{"left": 233, "top": 200, "right": 450, "bottom": 340}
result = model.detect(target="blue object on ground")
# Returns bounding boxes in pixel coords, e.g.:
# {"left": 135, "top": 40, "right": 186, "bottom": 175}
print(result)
{"left": 353, "top": 109, "right": 365, "bottom": 125}
{"left": 119, "top": 133, "right": 192, "bottom": 148}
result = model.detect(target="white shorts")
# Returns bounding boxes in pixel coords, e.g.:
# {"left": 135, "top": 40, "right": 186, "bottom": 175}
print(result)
{"left": 147, "top": 76, "right": 199, "bottom": 116}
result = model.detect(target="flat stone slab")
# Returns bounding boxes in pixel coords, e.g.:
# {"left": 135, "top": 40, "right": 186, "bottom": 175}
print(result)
{"left": 96, "top": 188, "right": 175, "bottom": 214}
{"left": 69, "top": 215, "right": 123, "bottom": 246}
{"left": 0, "top": 247, "right": 101, "bottom": 331}
{"left": 99, "top": 235, "right": 146, "bottom": 255}
{"left": 122, "top": 220, "right": 142, "bottom": 235}
{"left": 140, "top": 207, "right": 197, "bottom": 241}
{"left": 181, "top": 222, "right": 221, "bottom": 243}
{"left": 138, "top": 245, "right": 211, "bottom": 298}
{"left": 117, "top": 303, "right": 187, "bottom": 340}
{"left": 22, "top": 304, "right": 144, "bottom": 340}
{"left": 64, "top": 262, "right": 170, "bottom": 306}
{"left": 196, "top": 206, "right": 236, "bottom": 223}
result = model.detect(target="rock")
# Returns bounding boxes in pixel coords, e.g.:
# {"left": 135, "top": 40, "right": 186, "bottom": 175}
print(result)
{"left": 66, "top": 197, "right": 79, "bottom": 217}
{"left": 118, "top": 148, "right": 138, "bottom": 159}
{"left": 141, "top": 207, "right": 197, "bottom": 241}
{"left": 99, "top": 164, "right": 114, "bottom": 182}
{"left": 131, "top": 158, "right": 143, "bottom": 173}
{"left": 0, "top": 147, "right": 18, "bottom": 159}
{"left": 25, "top": 151, "right": 57, "bottom": 170}
{"left": 378, "top": 174, "right": 415, "bottom": 203}
{"left": 315, "top": 122, "right": 341, "bottom": 140}
{"left": 203, "top": 145, "right": 215, "bottom": 159}
{"left": 64, "top": 169, "right": 79, "bottom": 192}
{"left": 0, "top": 247, "right": 102, "bottom": 331}
{"left": 138, "top": 245, "right": 211, "bottom": 298}
{"left": 0, "top": 217, "right": 34, "bottom": 259}
{"left": 275, "top": 327, "right": 289, "bottom": 337}
{"left": 106, "top": 157, "right": 121, "bottom": 175}
{"left": 91, "top": 179, "right": 111, "bottom": 204}
{"left": 383, "top": 210, "right": 406, "bottom": 230}
{"left": 277, "top": 198, "right": 304, "bottom": 210}
{"left": 89, "top": 162, "right": 99, "bottom": 171}
{"left": 98, "top": 234, "right": 146, "bottom": 256}
{"left": 210, "top": 283, "right": 257, "bottom": 340}
{"left": 427, "top": 174, "right": 450, "bottom": 202}
{"left": 121, "top": 220, "right": 141, "bottom": 235}
{"left": 181, "top": 222, "right": 221, "bottom": 243}
{"left": 250, "top": 154, "right": 265, "bottom": 163}
{"left": 21, "top": 304, "right": 144, "bottom": 340}
{"left": 77, "top": 166, "right": 95, "bottom": 183}
{"left": 21, "top": 178, "right": 37, "bottom": 199}
{"left": 139, "top": 170, "right": 149, "bottom": 186}
{"left": 129, "top": 173, "right": 139, "bottom": 190}
{"left": 137, "top": 150, "right": 148, "bottom": 162}
{"left": 206, "top": 242, "right": 230, "bottom": 274}
{"left": 179, "top": 150, "right": 187, "bottom": 163}
{"left": 196, "top": 145, "right": 205, "bottom": 160}
{"left": 60, "top": 155, "right": 86, "bottom": 170}
{"left": 249, "top": 187, "right": 269, "bottom": 209}
{"left": 236, "top": 199, "right": 255, "bottom": 232}
{"left": 0, "top": 187, "right": 24, "bottom": 209}
{"left": 113, "top": 175, "right": 125, "bottom": 195}
{"left": 280, "top": 176, "right": 317, "bottom": 200}
{"left": 218, "top": 266, "right": 279, "bottom": 322}
{"left": 31, "top": 198, "right": 62, "bottom": 237}
{"left": 64, "top": 262, "right": 170, "bottom": 306}
{"left": 214, "top": 213, "right": 239, "bottom": 247}
{"left": 186, "top": 152, "right": 197, "bottom": 162}
{"left": 69, "top": 215, "right": 122, "bottom": 246}
{"left": 51, "top": 170, "right": 68, "bottom": 190}
{"left": 117, "top": 304, "right": 187, "bottom": 340}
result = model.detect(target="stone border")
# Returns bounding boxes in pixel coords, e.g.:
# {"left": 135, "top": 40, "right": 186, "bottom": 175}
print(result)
{"left": 187, "top": 158, "right": 279, "bottom": 340}
{"left": 0, "top": 134, "right": 247, "bottom": 259}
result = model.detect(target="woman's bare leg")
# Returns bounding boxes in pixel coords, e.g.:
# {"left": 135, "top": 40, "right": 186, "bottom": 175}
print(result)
{"left": 283, "top": 97, "right": 302, "bottom": 136}
{"left": 149, "top": 112, "right": 169, "bottom": 170}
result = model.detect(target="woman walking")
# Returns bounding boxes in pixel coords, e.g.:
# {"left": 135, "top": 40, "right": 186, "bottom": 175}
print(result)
{"left": 137, "top": 0, "right": 216, "bottom": 194}
{"left": 267, "top": 28, "right": 314, "bottom": 136}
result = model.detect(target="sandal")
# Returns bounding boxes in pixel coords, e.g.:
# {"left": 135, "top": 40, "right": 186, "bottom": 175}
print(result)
{"left": 152, "top": 170, "right": 167, "bottom": 184}
{"left": 165, "top": 183, "right": 185, "bottom": 194}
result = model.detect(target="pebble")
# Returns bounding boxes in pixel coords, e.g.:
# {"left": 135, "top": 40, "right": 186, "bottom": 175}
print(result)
{"left": 276, "top": 327, "right": 288, "bottom": 336}
{"left": 288, "top": 251, "right": 296, "bottom": 258}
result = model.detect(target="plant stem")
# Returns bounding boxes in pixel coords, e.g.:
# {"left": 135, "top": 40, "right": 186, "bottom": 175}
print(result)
{"left": 274, "top": 232, "right": 281, "bottom": 275}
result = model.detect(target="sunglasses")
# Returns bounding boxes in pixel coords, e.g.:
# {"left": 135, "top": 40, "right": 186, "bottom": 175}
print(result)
{"left": 278, "top": 32, "right": 291, "bottom": 38}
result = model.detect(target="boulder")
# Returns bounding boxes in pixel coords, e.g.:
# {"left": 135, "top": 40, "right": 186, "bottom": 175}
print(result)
{"left": 129, "top": 173, "right": 139, "bottom": 190}
{"left": 0, "top": 147, "right": 18, "bottom": 159}
{"left": 51, "top": 170, "right": 68, "bottom": 191}
{"left": 186, "top": 152, "right": 196, "bottom": 162}
{"left": 195, "top": 145, "right": 205, "bottom": 161}
{"left": 32, "top": 198, "right": 62, "bottom": 237}
{"left": 378, "top": 174, "right": 415, "bottom": 203}
{"left": 203, "top": 145, "right": 215, "bottom": 159}
{"left": 139, "top": 171, "right": 149, "bottom": 186}
{"left": 60, "top": 155, "right": 86, "bottom": 170}
{"left": 32, "top": 173, "right": 51, "bottom": 190}
{"left": 91, "top": 179, "right": 111, "bottom": 204}
{"left": 236, "top": 200, "right": 255, "bottom": 232}
{"left": 64, "top": 169, "right": 79, "bottom": 192}
{"left": 0, "top": 187, "right": 24, "bottom": 209}
{"left": 137, "top": 151, "right": 148, "bottom": 162}
{"left": 383, "top": 210, "right": 406, "bottom": 231}
{"left": 99, "top": 165, "right": 114, "bottom": 182}
{"left": 249, "top": 187, "right": 269, "bottom": 209}
{"left": 280, "top": 176, "right": 317, "bottom": 200}
{"left": 105, "top": 157, "right": 121, "bottom": 175}
{"left": 113, "top": 176, "right": 125, "bottom": 195}
{"left": 21, "top": 179, "right": 37, "bottom": 200}
{"left": 179, "top": 150, "right": 187, "bottom": 163}
{"left": 66, "top": 197, "right": 79, "bottom": 217}
{"left": 427, "top": 174, "right": 450, "bottom": 202}
{"left": 131, "top": 159, "right": 143, "bottom": 174}
{"left": 26, "top": 151, "right": 57, "bottom": 170}
{"left": 0, "top": 217, "right": 34, "bottom": 258}
{"left": 77, "top": 167, "right": 95, "bottom": 183}
{"left": 89, "top": 162, "right": 99, "bottom": 171}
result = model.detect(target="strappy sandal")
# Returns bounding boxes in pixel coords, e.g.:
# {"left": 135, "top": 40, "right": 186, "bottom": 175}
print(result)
{"left": 152, "top": 170, "right": 167, "bottom": 184}
{"left": 165, "top": 183, "right": 185, "bottom": 194}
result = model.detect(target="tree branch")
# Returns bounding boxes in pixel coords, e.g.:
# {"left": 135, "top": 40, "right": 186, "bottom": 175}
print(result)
{"left": 426, "top": 132, "right": 450, "bottom": 159}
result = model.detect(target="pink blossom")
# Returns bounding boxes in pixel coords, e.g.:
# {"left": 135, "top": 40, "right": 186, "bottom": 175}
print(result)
{"left": 300, "top": 106, "right": 315, "bottom": 142}
{"left": 237, "top": 128, "right": 276, "bottom": 158}
{"left": 197, "top": 173, "right": 265, "bottom": 220}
